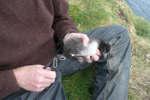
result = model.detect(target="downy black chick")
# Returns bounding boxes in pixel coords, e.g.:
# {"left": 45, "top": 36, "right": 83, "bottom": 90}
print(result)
{"left": 63, "top": 36, "right": 111, "bottom": 61}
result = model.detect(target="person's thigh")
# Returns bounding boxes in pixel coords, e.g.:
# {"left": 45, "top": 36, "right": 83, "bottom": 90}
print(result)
{"left": 83, "top": 25, "right": 131, "bottom": 100}
{"left": 60, "top": 24, "right": 131, "bottom": 100}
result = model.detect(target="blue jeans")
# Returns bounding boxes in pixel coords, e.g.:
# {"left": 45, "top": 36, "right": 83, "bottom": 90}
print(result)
{"left": 3, "top": 25, "right": 131, "bottom": 100}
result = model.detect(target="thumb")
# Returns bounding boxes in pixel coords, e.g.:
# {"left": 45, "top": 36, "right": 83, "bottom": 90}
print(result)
{"left": 46, "top": 67, "right": 51, "bottom": 71}
{"left": 78, "top": 34, "right": 89, "bottom": 46}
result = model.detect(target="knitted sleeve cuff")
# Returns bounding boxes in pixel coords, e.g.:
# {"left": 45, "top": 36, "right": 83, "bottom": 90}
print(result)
{"left": 0, "top": 69, "right": 20, "bottom": 99}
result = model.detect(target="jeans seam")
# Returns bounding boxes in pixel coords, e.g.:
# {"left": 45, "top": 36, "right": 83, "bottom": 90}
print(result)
{"left": 104, "top": 59, "right": 111, "bottom": 100}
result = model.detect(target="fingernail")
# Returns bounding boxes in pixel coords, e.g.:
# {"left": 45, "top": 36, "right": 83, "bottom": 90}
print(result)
{"left": 88, "top": 60, "right": 92, "bottom": 63}
{"left": 87, "top": 59, "right": 92, "bottom": 63}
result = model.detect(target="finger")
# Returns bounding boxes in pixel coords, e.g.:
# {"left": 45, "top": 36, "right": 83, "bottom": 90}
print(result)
{"left": 85, "top": 56, "right": 92, "bottom": 63}
{"left": 43, "top": 78, "right": 55, "bottom": 84}
{"left": 96, "top": 49, "right": 101, "bottom": 56}
{"left": 92, "top": 55, "right": 99, "bottom": 61}
{"left": 41, "top": 79, "right": 55, "bottom": 89}
{"left": 78, "top": 34, "right": 89, "bottom": 46}
{"left": 34, "top": 78, "right": 55, "bottom": 88}
{"left": 42, "top": 70, "right": 56, "bottom": 79}
{"left": 32, "top": 86, "right": 45, "bottom": 92}
{"left": 30, "top": 83, "right": 46, "bottom": 92}
{"left": 32, "top": 81, "right": 51, "bottom": 90}
{"left": 46, "top": 67, "right": 51, "bottom": 71}
{"left": 41, "top": 82, "right": 52, "bottom": 88}
{"left": 36, "top": 87, "right": 45, "bottom": 92}
{"left": 44, "top": 83, "right": 51, "bottom": 88}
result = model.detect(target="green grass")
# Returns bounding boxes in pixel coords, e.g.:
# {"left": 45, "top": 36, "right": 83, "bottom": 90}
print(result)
{"left": 134, "top": 18, "right": 150, "bottom": 39}
{"left": 62, "top": 66, "right": 94, "bottom": 100}
{"left": 62, "top": 0, "right": 150, "bottom": 100}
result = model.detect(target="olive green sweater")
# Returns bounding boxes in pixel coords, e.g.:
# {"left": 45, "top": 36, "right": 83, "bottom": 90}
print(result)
{"left": 0, "top": 0, "right": 78, "bottom": 98}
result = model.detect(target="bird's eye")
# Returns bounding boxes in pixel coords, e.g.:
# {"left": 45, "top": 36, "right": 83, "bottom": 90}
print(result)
{"left": 103, "top": 47, "right": 107, "bottom": 53}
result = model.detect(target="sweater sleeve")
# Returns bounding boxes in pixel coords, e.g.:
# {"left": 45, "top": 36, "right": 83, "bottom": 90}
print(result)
{"left": 0, "top": 70, "right": 20, "bottom": 99}
{"left": 52, "top": 0, "right": 79, "bottom": 42}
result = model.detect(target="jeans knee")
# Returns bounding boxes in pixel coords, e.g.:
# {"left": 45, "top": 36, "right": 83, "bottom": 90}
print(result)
{"left": 114, "top": 24, "right": 126, "bottom": 30}
{"left": 115, "top": 24, "right": 130, "bottom": 41}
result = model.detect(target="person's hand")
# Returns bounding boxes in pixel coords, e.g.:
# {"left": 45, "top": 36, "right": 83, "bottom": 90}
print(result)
{"left": 13, "top": 65, "right": 56, "bottom": 92}
{"left": 63, "top": 33, "right": 101, "bottom": 63}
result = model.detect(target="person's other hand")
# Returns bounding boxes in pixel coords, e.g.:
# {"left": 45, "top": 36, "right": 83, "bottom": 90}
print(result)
{"left": 13, "top": 65, "right": 56, "bottom": 92}
{"left": 63, "top": 33, "right": 101, "bottom": 63}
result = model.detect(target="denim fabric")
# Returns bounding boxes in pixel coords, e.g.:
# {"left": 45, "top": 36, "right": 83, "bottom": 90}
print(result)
{"left": 3, "top": 25, "right": 131, "bottom": 100}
